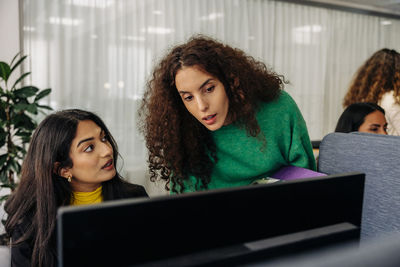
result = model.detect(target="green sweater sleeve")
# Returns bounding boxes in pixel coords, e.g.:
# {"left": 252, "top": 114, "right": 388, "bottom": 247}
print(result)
{"left": 281, "top": 92, "right": 316, "bottom": 170}
{"left": 252, "top": 90, "right": 315, "bottom": 173}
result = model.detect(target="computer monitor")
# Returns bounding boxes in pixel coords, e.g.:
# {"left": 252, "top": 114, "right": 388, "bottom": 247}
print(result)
{"left": 57, "top": 172, "right": 365, "bottom": 267}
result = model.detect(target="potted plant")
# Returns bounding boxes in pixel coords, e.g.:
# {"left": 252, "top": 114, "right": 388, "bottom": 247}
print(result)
{"left": 0, "top": 53, "right": 52, "bottom": 222}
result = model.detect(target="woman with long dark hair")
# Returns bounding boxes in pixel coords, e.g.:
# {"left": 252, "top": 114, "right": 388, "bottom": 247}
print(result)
{"left": 5, "top": 109, "right": 147, "bottom": 267}
{"left": 335, "top": 102, "right": 388, "bottom": 135}
{"left": 139, "top": 35, "right": 316, "bottom": 193}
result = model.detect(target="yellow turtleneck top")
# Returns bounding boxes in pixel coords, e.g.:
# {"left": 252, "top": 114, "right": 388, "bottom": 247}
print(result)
{"left": 71, "top": 185, "right": 103, "bottom": 206}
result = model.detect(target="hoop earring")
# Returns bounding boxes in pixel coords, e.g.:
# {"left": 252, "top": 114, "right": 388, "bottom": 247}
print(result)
{"left": 67, "top": 175, "right": 72, "bottom": 183}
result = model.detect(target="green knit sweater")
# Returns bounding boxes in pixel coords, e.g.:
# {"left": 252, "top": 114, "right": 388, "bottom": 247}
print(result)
{"left": 180, "top": 90, "right": 316, "bottom": 193}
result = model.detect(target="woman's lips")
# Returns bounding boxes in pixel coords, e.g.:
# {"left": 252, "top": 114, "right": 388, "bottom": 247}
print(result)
{"left": 203, "top": 114, "right": 217, "bottom": 125}
{"left": 102, "top": 159, "right": 114, "bottom": 170}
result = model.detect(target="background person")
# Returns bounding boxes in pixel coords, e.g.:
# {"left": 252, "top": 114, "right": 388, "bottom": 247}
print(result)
{"left": 5, "top": 109, "right": 148, "bottom": 267}
{"left": 343, "top": 48, "right": 400, "bottom": 135}
{"left": 139, "top": 35, "right": 315, "bottom": 194}
{"left": 335, "top": 102, "right": 388, "bottom": 134}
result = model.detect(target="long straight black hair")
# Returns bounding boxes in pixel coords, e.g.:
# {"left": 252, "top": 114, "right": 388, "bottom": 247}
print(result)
{"left": 5, "top": 109, "right": 130, "bottom": 266}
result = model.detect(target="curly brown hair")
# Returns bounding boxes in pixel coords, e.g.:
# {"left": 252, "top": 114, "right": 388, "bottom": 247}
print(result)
{"left": 343, "top": 48, "right": 400, "bottom": 107}
{"left": 139, "top": 35, "right": 284, "bottom": 193}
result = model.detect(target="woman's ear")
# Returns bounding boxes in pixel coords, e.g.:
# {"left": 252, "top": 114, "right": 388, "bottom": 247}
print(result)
{"left": 54, "top": 162, "right": 71, "bottom": 179}
{"left": 59, "top": 168, "right": 72, "bottom": 179}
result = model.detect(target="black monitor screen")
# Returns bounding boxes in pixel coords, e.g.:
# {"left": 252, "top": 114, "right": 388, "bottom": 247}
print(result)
{"left": 57, "top": 172, "right": 364, "bottom": 267}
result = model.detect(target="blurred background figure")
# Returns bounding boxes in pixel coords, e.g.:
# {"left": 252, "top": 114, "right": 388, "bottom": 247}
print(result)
{"left": 343, "top": 49, "right": 400, "bottom": 135}
{"left": 335, "top": 102, "right": 387, "bottom": 135}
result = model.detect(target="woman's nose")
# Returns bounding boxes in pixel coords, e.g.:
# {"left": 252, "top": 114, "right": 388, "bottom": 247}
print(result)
{"left": 101, "top": 141, "right": 113, "bottom": 156}
{"left": 196, "top": 97, "right": 208, "bottom": 112}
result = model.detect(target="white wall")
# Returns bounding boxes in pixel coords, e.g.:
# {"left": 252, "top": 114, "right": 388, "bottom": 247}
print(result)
{"left": 0, "top": 0, "right": 20, "bottom": 63}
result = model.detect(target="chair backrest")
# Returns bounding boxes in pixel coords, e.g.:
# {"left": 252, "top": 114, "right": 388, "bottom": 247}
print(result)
{"left": 318, "top": 132, "right": 400, "bottom": 241}
{"left": 254, "top": 231, "right": 400, "bottom": 267}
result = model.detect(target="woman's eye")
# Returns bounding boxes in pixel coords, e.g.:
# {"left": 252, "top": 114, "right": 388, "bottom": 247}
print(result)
{"left": 84, "top": 145, "right": 94, "bottom": 152}
{"left": 369, "top": 128, "right": 378, "bottom": 132}
{"left": 184, "top": 95, "right": 193, "bottom": 101}
{"left": 206, "top": 86, "right": 215, "bottom": 93}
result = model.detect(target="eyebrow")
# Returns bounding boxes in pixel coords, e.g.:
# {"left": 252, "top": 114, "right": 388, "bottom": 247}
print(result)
{"left": 77, "top": 130, "right": 105, "bottom": 148}
{"left": 178, "top": 78, "right": 213, "bottom": 94}
{"left": 77, "top": 137, "right": 94, "bottom": 148}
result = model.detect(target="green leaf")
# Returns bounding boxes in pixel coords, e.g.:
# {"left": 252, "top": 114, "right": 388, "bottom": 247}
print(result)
{"left": 14, "top": 86, "right": 39, "bottom": 98}
{"left": 21, "top": 136, "right": 32, "bottom": 143}
{"left": 15, "top": 131, "right": 31, "bottom": 137}
{"left": 9, "top": 55, "right": 27, "bottom": 77}
{"left": 0, "top": 162, "right": 12, "bottom": 173}
{"left": 11, "top": 72, "right": 31, "bottom": 90}
{"left": 1, "top": 183, "right": 15, "bottom": 189}
{"left": 15, "top": 162, "right": 21, "bottom": 174}
{"left": 34, "top": 88, "right": 51, "bottom": 102}
{"left": 0, "top": 195, "right": 9, "bottom": 202}
{"left": 13, "top": 145, "right": 25, "bottom": 153}
{"left": 0, "top": 154, "right": 7, "bottom": 168}
{"left": 15, "top": 130, "right": 33, "bottom": 144}
{"left": 0, "top": 113, "right": 7, "bottom": 125}
{"left": 10, "top": 52, "right": 22, "bottom": 67}
{"left": 12, "top": 113, "right": 36, "bottom": 130}
{"left": 9, "top": 160, "right": 21, "bottom": 174}
{"left": 0, "top": 126, "right": 5, "bottom": 147}
{"left": 0, "top": 62, "right": 11, "bottom": 82}
{"left": 37, "top": 104, "right": 53, "bottom": 110}
{"left": 0, "top": 135, "right": 5, "bottom": 148}
{"left": 26, "top": 103, "right": 38, "bottom": 115}
{"left": 14, "top": 102, "right": 30, "bottom": 112}
{"left": 0, "top": 172, "right": 7, "bottom": 184}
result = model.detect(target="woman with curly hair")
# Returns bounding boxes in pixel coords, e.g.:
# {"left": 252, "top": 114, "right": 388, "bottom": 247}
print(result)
{"left": 139, "top": 35, "right": 315, "bottom": 193}
{"left": 343, "top": 48, "right": 400, "bottom": 135}
{"left": 5, "top": 109, "right": 148, "bottom": 267}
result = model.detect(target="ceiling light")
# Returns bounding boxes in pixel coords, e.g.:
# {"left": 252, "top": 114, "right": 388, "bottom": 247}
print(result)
{"left": 199, "top": 12, "right": 224, "bottom": 21}
{"left": 141, "top": 27, "right": 174, "bottom": 35}
{"left": 66, "top": 0, "right": 114, "bottom": 8}
{"left": 49, "top": 17, "right": 82, "bottom": 26}
{"left": 381, "top": 20, "right": 392, "bottom": 25}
